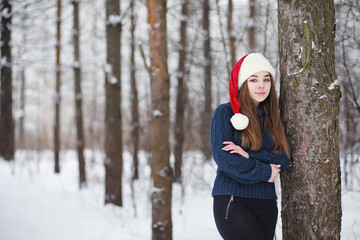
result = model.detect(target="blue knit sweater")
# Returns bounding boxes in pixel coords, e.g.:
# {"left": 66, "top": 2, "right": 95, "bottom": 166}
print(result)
{"left": 211, "top": 102, "right": 290, "bottom": 200}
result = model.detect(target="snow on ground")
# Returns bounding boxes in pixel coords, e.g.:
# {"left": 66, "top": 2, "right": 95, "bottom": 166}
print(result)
{"left": 0, "top": 149, "right": 359, "bottom": 240}
{"left": 342, "top": 192, "right": 360, "bottom": 240}
{"left": 0, "top": 150, "right": 219, "bottom": 240}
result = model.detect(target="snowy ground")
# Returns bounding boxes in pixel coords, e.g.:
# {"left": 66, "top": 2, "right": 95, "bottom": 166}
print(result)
{"left": 0, "top": 150, "right": 359, "bottom": 240}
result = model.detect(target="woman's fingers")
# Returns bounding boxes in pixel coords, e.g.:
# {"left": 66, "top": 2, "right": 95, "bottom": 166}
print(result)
{"left": 268, "top": 164, "right": 281, "bottom": 182}
{"left": 222, "top": 145, "right": 238, "bottom": 151}
{"left": 222, "top": 142, "right": 249, "bottom": 159}
{"left": 222, "top": 141, "right": 237, "bottom": 151}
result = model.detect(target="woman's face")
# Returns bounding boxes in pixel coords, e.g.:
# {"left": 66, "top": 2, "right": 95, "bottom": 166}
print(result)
{"left": 246, "top": 71, "right": 271, "bottom": 106}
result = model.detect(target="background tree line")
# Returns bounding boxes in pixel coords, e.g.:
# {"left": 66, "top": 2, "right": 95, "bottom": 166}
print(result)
{"left": 0, "top": 0, "right": 359, "bottom": 239}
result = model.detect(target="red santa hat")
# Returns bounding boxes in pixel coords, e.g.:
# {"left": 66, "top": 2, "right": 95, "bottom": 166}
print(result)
{"left": 229, "top": 53, "right": 276, "bottom": 130}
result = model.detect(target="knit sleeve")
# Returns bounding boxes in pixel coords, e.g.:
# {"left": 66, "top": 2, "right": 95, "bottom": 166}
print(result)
{"left": 211, "top": 105, "right": 272, "bottom": 184}
{"left": 248, "top": 150, "right": 291, "bottom": 171}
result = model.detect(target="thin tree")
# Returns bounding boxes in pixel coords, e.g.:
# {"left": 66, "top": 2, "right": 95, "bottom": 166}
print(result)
{"left": 130, "top": 0, "right": 139, "bottom": 211}
{"left": 54, "top": 0, "right": 62, "bottom": 173}
{"left": 72, "top": 0, "right": 86, "bottom": 188}
{"left": 0, "top": 0, "right": 14, "bottom": 160}
{"left": 130, "top": 0, "right": 139, "bottom": 181}
{"left": 130, "top": 0, "right": 139, "bottom": 215}
{"left": 147, "top": 0, "right": 173, "bottom": 239}
{"left": 227, "top": 0, "right": 236, "bottom": 68}
{"left": 174, "top": 0, "right": 189, "bottom": 183}
{"left": 104, "top": 0, "right": 123, "bottom": 206}
{"left": 262, "top": 0, "right": 271, "bottom": 55}
{"left": 248, "top": 0, "right": 256, "bottom": 51}
{"left": 201, "top": 0, "right": 212, "bottom": 160}
{"left": 18, "top": 67, "right": 26, "bottom": 149}
{"left": 88, "top": 3, "right": 101, "bottom": 165}
{"left": 278, "top": 0, "right": 342, "bottom": 238}
{"left": 215, "top": 0, "right": 230, "bottom": 77}
{"left": 17, "top": 3, "right": 29, "bottom": 150}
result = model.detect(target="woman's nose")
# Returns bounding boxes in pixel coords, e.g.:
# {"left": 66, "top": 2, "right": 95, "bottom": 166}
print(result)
{"left": 258, "top": 81, "right": 264, "bottom": 88}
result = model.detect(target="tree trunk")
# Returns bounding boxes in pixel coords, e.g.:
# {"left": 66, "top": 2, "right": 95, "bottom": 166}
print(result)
{"left": 88, "top": 6, "right": 101, "bottom": 165}
{"left": 17, "top": 5, "right": 28, "bottom": 150}
{"left": 18, "top": 69, "right": 25, "bottom": 149}
{"left": 54, "top": 0, "right": 61, "bottom": 173}
{"left": 262, "top": 0, "right": 270, "bottom": 55}
{"left": 201, "top": 0, "right": 212, "bottom": 160}
{"left": 227, "top": 0, "right": 236, "bottom": 68}
{"left": 72, "top": 0, "right": 86, "bottom": 188}
{"left": 215, "top": 0, "right": 230, "bottom": 79}
{"left": 174, "top": 0, "right": 189, "bottom": 183}
{"left": 105, "top": 0, "right": 123, "bottom": 207}
{"left": 147, "top": 0, "right": 173, "bottom": 239}
{"left": 248, "top": 0, "right": 256, "bottom": 51}
{"left": 278, "top": 1, "right": 342, "bottom": 239}
{"left": 0, "top": 0, "right": 14, "bottom": 161}
{"left": 130, "top": 0, "right": 139, "bottom": 181}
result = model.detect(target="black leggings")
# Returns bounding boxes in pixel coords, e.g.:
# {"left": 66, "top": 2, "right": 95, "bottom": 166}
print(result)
{"left": 213, "top": 195, "right": 278, "bottom": 240}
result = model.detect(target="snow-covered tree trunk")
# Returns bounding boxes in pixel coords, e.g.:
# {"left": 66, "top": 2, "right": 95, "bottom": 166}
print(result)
{"left": 278, "top": 1, "right": 342, "bottom": 239}
{"left": 72, "top": 0, "right": 86, "bottom": 188}
{"left": 54, "top": 0, "right": 62, "bottom": 173}
{"left": 104, "top": 0, "right": 123, "bottom": 206}
{"left": 0, "top": 0, "right": 14, "bottom": 160}
{"left": 147, "top": 0, "right": 173, "bottom": 239}
{"left": 174, "top": 0, "right": 189, "bottom": 183}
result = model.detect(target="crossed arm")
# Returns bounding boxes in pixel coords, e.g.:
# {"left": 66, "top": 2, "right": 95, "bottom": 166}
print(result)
{"left": 222, "top": 141, "right": 288, "bottom": 183}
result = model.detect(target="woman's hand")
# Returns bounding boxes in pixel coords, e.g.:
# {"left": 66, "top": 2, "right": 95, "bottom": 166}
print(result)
{"left": 268, "top": 164, "right": 281, "bottom": 183}
{"left": 222, "top": 141, "right": 249, "bottom": 159}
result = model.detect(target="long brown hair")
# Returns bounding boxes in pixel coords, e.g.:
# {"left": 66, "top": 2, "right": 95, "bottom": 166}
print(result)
{"left": 239, "top": 77, "right": 289, "bottom": 157}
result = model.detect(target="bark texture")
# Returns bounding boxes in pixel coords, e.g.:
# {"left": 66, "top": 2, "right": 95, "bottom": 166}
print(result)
{"left": 72, "top": 0, "right": 86, "bottom": 187}
{"left": 227, "top": 0, "right": 236, "bottom": 68}
{"left": 130, "top": 0, "right": 139, "bottom": 181}
{"left": 105, "top": 0, "right": 123, "bottom": 206}
{"left": 147, "top": 0, "right": 173, "bottom": 239}
{"left": 17, "top": 5, "right": 28, "bottom": 150}
{"left": 248, "top": 0, "right": 256, "bottom": 51}
{"left": 54, "top": 0, "right": 61, "bottom": 172}
{"left": 0, "top": 0, "right": 15, "bottom": 160}
{"left": 0, "top": 0, "right": 14, "bottom": 160}
{"left": 174, "top": 0, "right": 189, "bottom": 182}
{"left": 201, "top": 0, "right": 212, "bottom": 160}
{"left": 278, "top": 1, "right": 342, "bottom": 239}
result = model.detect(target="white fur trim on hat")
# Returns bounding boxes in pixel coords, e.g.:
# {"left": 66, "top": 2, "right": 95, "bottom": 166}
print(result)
{"left": 237, "top": 53, "right": 275, "bottom": 89}
{"left": 230, "top": 113, "right": 249, "bottom": 130}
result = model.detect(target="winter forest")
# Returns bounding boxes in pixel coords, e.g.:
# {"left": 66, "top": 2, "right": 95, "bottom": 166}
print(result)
{"left": 1, "top": 0, "right": 359, "bottom": 239}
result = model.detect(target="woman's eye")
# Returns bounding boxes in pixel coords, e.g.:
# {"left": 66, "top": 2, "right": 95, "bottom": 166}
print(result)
{"left": 264, "top": 78, "right": 270, "bottom": 82}
{"left": 249, "top": 79, "right": 257, "bottom": 82}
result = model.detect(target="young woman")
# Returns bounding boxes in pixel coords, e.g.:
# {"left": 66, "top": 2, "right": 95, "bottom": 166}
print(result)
{"left": 211, "top": 53, "right": 291, "bottom": 240}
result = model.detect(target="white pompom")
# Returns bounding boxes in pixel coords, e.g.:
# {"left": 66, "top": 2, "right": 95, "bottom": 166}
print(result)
{"left": 230, "top": 113, "right": 249, "bottom": 130}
